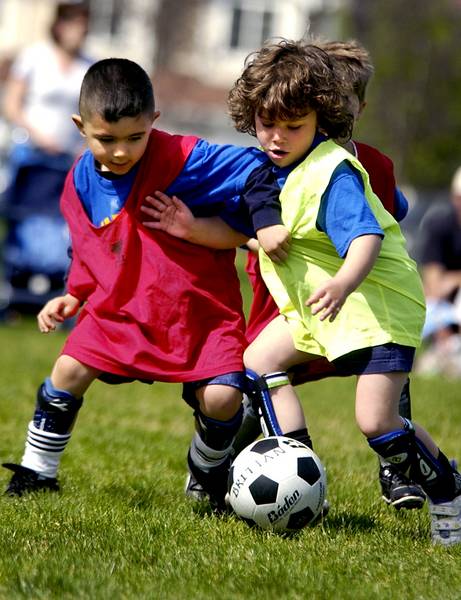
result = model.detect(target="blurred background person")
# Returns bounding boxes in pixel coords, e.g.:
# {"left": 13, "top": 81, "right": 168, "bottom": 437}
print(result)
{"left": 416, "top": 165, "right": 461, "bottom": 377}
{"left": 0, "top": 1, "right": 92, "bottom": 318}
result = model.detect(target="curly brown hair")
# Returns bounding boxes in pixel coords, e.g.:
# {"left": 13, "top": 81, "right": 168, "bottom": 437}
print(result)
{"left": 228, "top": 38, "right": 353, "bottom": 141}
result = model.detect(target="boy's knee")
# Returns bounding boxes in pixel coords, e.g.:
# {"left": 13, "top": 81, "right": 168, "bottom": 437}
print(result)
{"left": 356, "top": 413, "right": 403, "bottom": 439}
{"left": 357, "top": 420, "right": 387, "bottom": 439}
{"left": 51, "top": 354, "right": 99, "bottom": 397}
{"left": 198, "top": 384, "right": 242, "bottom": 421}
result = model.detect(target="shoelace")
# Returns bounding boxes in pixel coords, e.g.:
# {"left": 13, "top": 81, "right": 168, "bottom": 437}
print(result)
{"left": 384, "top": 468, "right": 413, "bottom": 487}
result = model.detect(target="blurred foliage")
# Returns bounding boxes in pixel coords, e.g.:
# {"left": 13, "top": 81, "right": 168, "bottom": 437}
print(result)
{"left": 341, "top": 0, "right": 461, "bottom": 189}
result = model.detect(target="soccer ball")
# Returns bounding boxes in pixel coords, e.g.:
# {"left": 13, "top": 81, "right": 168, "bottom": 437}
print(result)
{"left": 228, "top": 436, "right": 326, "bottom": 532}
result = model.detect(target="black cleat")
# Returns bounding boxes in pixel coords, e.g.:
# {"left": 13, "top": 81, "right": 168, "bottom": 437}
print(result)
{"left": 379, "top": 464, "right": 425, "bottom": 510}
{"left": 184, "top": 471, "right": 208, "bottom": 502}
{"left": 3, "top": 463, "right": 59, "bottom": 497}
{"left": 186, "top": 453, "right": 230, "bottom": 513}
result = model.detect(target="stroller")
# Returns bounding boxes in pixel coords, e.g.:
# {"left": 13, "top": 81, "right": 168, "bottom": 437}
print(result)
{"left": 0, "top": 145, "right": 72, "bottom": 316}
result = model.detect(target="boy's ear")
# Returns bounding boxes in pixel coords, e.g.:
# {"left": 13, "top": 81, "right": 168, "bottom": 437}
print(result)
{"left": 152, "top": 110, "right": 161, "bottom": 125}
{"left": 72, "top": 114, "right": 86, "bottom": 136}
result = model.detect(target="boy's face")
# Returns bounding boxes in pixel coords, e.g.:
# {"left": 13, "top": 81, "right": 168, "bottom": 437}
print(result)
{"left": 72, "top": 111, "right": 159, "bottom": 175}
{"left": 255, "top": 110, "right": 318, "bottom": 168}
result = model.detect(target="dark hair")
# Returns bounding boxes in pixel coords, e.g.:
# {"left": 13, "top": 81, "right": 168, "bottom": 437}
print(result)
{"left": 228, "top": 38, "right": 353, "bottom": 141}
{"left": 315, "top": 39, "right": 374, "bottom": 103}
{"left": 79, "top": 58, "right": 155, "bottom": 122}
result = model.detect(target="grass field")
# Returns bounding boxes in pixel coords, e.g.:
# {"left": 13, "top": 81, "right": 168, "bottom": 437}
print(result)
{"left": 1, "top": 296, "right": 461, "bottom": 598}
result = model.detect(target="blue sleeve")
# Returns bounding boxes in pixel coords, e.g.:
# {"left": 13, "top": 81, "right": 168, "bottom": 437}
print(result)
{"left": 394, "top": 187, "right": 409, "bottom": 222}
{"left": 317, "top": 161, "right": 384, "bottom": 258}
{"left": 242, "top": 163, "right": 283, "bottom": 231}
{"left": 166, "top": 139, "right": 267, "bottom": 220}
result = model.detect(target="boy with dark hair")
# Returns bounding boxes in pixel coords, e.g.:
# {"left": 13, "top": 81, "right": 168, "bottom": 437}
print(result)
{"left": 2, "top": 58, "right": 273, "bottom": 511}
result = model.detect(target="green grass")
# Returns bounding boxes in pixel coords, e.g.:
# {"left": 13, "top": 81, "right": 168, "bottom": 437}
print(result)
{"left": 1, "top": 313, "right": 461, "bottom": 599}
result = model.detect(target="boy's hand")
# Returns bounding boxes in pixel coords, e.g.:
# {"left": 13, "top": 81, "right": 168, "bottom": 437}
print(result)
{"left": 256, "top": 224, "right": 291, "bottom": 263}
{"left": 37, "top": 294, "right": 80, "bottom": 333}
{"left": 141, "top": 192, "right": 248, "bottom": 248}
{"left": 306, "top": 277, "right": 348, "bottom": 322}
{"left": 245, "top": 238, "right": 260, "bottom": 255}
{"left": 141, "top": 191, "right": 194, "bottom": 239}
{"left": 307, "top": 235, "right": 382, "bottom": 322}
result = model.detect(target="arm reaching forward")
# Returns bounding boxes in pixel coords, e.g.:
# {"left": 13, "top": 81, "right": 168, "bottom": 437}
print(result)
{"left": 141, "top": 191, "right": 249, "bottom": 249}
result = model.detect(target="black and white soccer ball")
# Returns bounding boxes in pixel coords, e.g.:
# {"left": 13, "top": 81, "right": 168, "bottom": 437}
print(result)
{"left": 228, "top": 436, "right": 326, "bottom": 532}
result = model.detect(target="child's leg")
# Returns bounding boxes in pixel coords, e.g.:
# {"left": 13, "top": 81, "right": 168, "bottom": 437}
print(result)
{"left": 185, "top": 376, "right": 244, "bottom": 509}
{"left": 4, "top": 354, "right": 100, "bottom": 494}
{"left": 398, "top": 377, "right": 412, "bottom": 420}
{"left": 243, "top": 315, "right": 313, "bottom": 447}
{"left": 357, "top": 372, "right": 459, "bottom": 503}
{"left": 377, "top": 376, "right": 426, "bottom": 510}
{"left": 230, "top": 391, "right": 262, "bottom": 457}
{"left": 50, "top": 354, "right": 99, "bottom": 397}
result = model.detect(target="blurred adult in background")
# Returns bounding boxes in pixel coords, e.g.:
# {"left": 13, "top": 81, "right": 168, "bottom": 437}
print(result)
{"left": 0, "top": 1, "right": 93, "bottom": 316}
{"left": 416, "top": 166, "right": 461, "bottom": 377}
{"left": 3, "top": 0, "right": 91, "bottom": 161}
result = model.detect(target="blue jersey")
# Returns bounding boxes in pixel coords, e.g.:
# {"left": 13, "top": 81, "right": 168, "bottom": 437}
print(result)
{"left": 73, "top": 138, "right": 268, "bottom": 232}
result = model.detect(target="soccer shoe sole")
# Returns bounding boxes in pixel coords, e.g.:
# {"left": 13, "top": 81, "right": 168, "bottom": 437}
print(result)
{"left": 382, "top": 493, "right": 426, "bottom": 510}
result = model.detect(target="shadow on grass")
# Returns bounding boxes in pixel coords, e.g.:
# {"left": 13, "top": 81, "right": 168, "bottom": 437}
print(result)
{"left": 321, "top": 510, "right": 377, "bottom": 534}
{"left": 97, "top": 481, "right": 378, "bottom": 539}
{"left": 189, "top": 499, "right": 377, "bottom": 539}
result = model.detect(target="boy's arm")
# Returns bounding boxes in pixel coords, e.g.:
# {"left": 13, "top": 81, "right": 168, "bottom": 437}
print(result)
{"left": 243, "top": 164, "right": 291, "bottom": 262}
{"left": 245, "top": 238, "right": 260, "bottom": 254}
{"left": 141, "top": 192, "right": 249, "bottom": 248}
{"left": 307, "top": 234, "right": 382, "bottom": 321}
{"left": 256, "top": 225, "right": 291, "bottom": 263}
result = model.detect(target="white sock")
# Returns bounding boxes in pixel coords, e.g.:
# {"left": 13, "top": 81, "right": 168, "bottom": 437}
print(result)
{"left": 189, "top": 432, "right": 231, "bottom": 473}
{"left": 21, "top": 422, "right": 71, "bottom": 478}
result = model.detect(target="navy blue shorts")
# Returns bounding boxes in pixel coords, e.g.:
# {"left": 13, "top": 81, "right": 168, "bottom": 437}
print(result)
{"left": 182, "top": 371, "right": 246, "bottom": 409}
{"left": 332, "top": 343, "right": 415, "bottom": 375}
